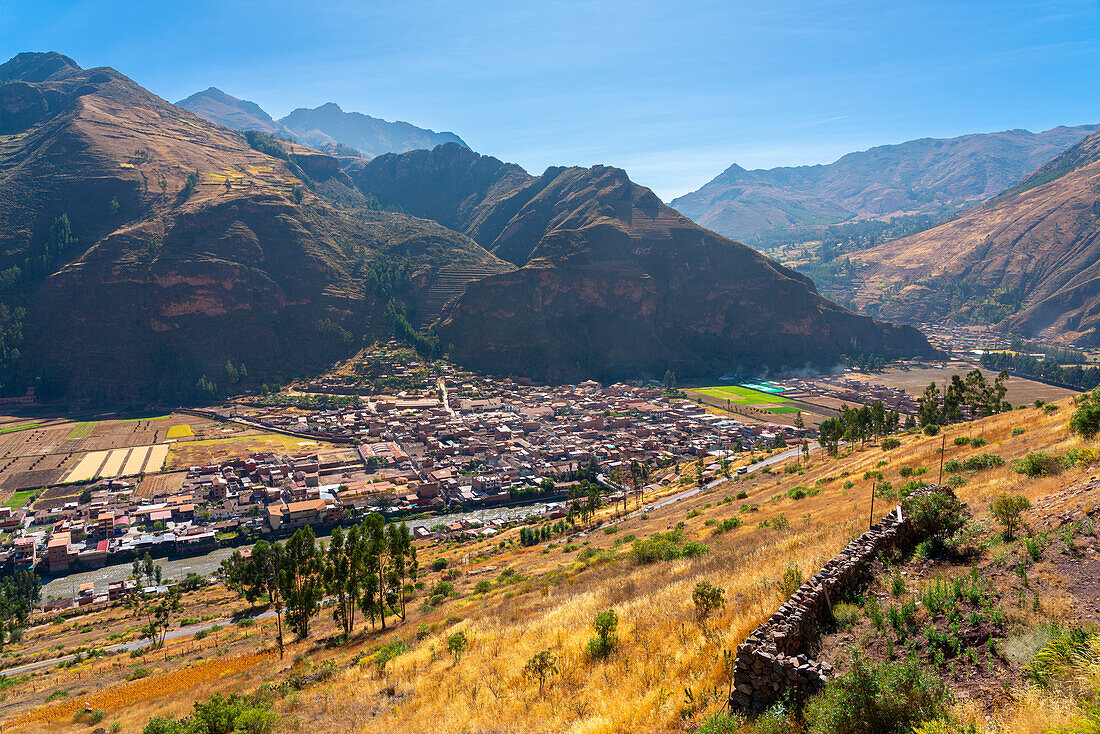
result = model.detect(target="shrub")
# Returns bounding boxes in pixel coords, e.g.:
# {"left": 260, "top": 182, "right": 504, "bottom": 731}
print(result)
{"left": 881, "top": 438, "right": 901, "bottom": 450}
{"left": 372, "top": 639, "right": 410, "bottom": 675}
{"left": 832, "top": 602, "right": 862, "bottom": 630}
{"left": 1012, "top": 451, "right": 1061, "bottom": 477}
{"left": 736, "top": 490, "right": 748, "bottom": 500}
{"left": 430, "top": 557, "right": 448, "bottom": 572}
{"left": 761, "top": 513, "right": 790, "bottom": 531}
{"left": 524, "top": 648, "right": 559, "bottom": 693}
{"left": 630, "top": 531, "right": 708, "bottom": 563}
{"left": 446, "top": 631, "right": 468, "bottom": 664}
{"left": 902, "top": 488, "right": 967, "bottom": 539}
{"left": 990, "top": 493, "right": 1030, "bottom": 539}
{"left": 898, "top": 479, "right": 924, "bottom": 497}
{"left": 431, "top": 581, "right": 456, "bottom": 598}
{"left": 474, "top": 580, "right": 491, "bottom": 594}
{"left": 946, "top": 475, "right": 966, "bottom": 488}
{"left": 923, "top": 424, "right": 940, "bottom": 436}
{"left": 692, "top": 581, "right": 725, "bottom": 625}
{"left": 1012, "top": 427, "right": 1025, "bottom": 436}
{"left": 969, "top": 437, "right": 988, "bottom": 448}
{"left": 1071, "top": 391, "right": 1100, "bottom": 438}
{"left": 586, "top": 610, "right": 618, "bottom": 659}
{"left": 777, "top": 561, "right": 802, "bottom": 598}
{"left": 953, "top": 437, "right": 971, "bottom": 447}
{"left": 144, "top": 692, "right": 277, "bottom": 734}
{"left": 843, "top": 480, "right": 855, "bottom": 489}
{"left": 899, "top": 466, "right": 915, "bottom": 477}
{"left": 961, "top": 453, "right": 1004, "bottom": 471}
{"left": 803, "top": 653, "right": 950, "bottom": 734}
{"left": 712, "top": 517, "right": 742, "bottom": 535}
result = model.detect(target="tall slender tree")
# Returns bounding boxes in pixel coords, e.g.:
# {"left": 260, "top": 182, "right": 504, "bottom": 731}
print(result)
{"left": 280, "top": 526, "right": 323, "bottom": 639}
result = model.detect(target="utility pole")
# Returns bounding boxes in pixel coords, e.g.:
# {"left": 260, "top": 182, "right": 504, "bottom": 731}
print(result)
{"left": 869, "top": 480, "right": 876, "bottom": 530}
{"left": 938, "top": 432, "right": 946, "bottom": 486}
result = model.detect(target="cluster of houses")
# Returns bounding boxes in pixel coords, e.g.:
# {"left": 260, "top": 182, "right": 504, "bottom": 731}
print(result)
{"left": 2, "top": 363, "right": 817, "bottom": 578}
{"left": 809, "top": 377, "right": 918, "bottom": 415}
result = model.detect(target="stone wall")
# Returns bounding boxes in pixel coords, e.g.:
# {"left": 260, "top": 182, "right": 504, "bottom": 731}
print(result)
{"left": 730, "top": 485, "right": 950, "bottom": 712}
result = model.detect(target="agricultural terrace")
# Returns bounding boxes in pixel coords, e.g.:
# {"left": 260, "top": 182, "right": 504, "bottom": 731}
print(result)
{"left": 4, "top": 398, "right": 1099, "bottom": 732}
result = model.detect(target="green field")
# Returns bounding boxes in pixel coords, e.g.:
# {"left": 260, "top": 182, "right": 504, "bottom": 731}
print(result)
{"left": 693, "top": 385, "right": 792, "bottom": 405}
{"left": 2, "top": 490, "right": 35, "bottom": 508}
{"left": 67, "top": 421, "right": 98, "bottom": 439}
{"left": 0, "top": 422, "right": 39, "bottom": 434}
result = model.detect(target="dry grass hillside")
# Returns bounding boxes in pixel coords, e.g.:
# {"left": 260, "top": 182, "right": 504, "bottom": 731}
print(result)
{"left": 5, "top": 397, "right": 1100, "bottom": 733}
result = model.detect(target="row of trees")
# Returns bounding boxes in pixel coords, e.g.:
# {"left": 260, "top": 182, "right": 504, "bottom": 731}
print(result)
{"left": 818, "top": 401, "right": 902, "bottom": 454}
{"left": 980, "top": 351, "right": 1100, "bottom": 392}
{"left": 221, "top": 517, "right": 417, "bottom": 656}
{"left": 918, "top": 369, "right": 1011, "bottom": 427}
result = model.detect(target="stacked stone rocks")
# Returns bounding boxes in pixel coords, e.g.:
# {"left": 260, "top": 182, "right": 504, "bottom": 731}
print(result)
{"left": 730, "top": 486, "right": 947, "bottom": 712}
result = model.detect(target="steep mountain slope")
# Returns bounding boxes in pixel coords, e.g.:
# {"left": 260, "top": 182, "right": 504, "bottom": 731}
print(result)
{"left": 849, "top": 127, "right": 1100, "bottom": 345}
{"left": 0, "top": 52, "right": 508, "bottom": 402}
{"left": 672, "top": 126, "right": 1098, "bottom": 241}
{"left": 352, "top": 145, "right": 935, "bottom": 382}
{"left": 279, "top": 103, "right": 466, "bottom": 158}
{"left": 174, "top": 87, "right": 284, "bottom": 136}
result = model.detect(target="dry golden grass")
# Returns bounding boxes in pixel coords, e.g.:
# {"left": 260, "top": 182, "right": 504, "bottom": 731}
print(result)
{"left": 164, "top": 433, "right": 335, "bottom": 469}
{"left": 7, "top": 398, "right": 1097, "bottom": 733}
{"left": 994, "top": 686, "right": 1081, "bottom": 734}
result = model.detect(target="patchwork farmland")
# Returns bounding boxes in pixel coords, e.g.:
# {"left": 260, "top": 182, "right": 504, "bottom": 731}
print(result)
{"left": 0, "top": 413, "right": 218, "bottom": 505}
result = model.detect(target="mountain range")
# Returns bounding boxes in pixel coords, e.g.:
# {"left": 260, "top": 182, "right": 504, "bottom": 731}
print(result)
{"left": 176, "top": 87, "right": 466, "bottom": 159}
{"left": 671, "top": 125, "right": 1099, "bottom": 242}
{"left": 0, "top": 52, "right": 931, "bottom": 401}
{"left": 352, "top": 145, "right": 932, "bottom": 381}
{"left": 848, "top": 125, "right": 1100, "bottom": 346}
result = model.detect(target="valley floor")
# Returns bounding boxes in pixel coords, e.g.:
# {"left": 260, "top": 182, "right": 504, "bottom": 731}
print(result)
{"left": 3, "top": 399, "right": 1100, "bottom": 733}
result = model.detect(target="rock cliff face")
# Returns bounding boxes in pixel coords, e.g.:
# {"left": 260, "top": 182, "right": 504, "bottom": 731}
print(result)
{"left": 0, "top": 53, "right": 507, "bottom": 402}
{"left": 671, "top": 126, "right": 1098, "bottom": 242}
{"left": 353, "top": 145, "right": 935, "bottom": 382}
{"left": 850, "top": 128, "right": 1100, "bottom": 345}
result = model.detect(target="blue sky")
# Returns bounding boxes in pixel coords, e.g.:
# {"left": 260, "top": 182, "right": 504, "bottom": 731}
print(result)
{"left": 4, "top": 0, "right": 1100, "bottom": 200}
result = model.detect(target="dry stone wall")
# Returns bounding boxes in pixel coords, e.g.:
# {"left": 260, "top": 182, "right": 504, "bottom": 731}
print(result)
{"left": 730, "top": 485, "right": 950, "bottom": 712}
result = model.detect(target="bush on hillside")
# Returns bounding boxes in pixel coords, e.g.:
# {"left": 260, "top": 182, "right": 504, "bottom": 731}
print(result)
{"left": 803, "top": 652, "right": 950, "bottom": 734}
{"left": 902, "top": 487, "right": 967, "bottom": 540}
{"left": 961, "top": 453, "right": 1004, "bottom": 471}
{"left": 1071, "top": 390, "right": 1100, "bottom": 438}
{"left": 1012, "top": 451, "right": 1061, "bottom": 477}
{"left": 143, "top": 692, "right": 277, "bottom": 734}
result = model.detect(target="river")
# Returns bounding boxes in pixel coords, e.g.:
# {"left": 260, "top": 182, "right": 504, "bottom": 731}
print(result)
{"left": 41, "top": 501, "right": 552, "bottom": 599}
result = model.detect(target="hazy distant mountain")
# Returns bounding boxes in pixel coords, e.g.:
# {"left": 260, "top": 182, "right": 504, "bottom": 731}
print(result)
{"left": 176, "top": 90, "right": 467, "bottom": 159}
{"left": 279, "top": 102, "right": 466, "bottom": 158}
{"left": 850, "top": 126, "right": 1100, "bottom": 346}
{"left": 672, "top": 126, "right": 1099, "bottom": 241}
{"left": 175, "top": 87, "right": 284, "bottom": 135}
